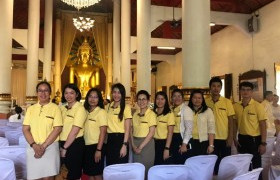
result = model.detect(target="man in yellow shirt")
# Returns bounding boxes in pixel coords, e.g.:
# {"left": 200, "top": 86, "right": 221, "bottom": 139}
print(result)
{"left": 234, "top": 81, "right": 267, "bottom": 178}
{"left": 206, "top": 77, "right": 235, "bottom": 175}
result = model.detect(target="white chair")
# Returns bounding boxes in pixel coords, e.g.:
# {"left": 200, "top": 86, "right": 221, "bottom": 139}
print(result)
{"left": 103, "top": 163, "right": 145, "bottom": 180}
{"left": 0, "top": 158, "right": 16, "bottom": 180}
{"left": 148, "top": 165, "right": 188, "bottom": 180}
{"left": 0, "top": 126, "right": 18, "bottom": 137}
{"left": 18, "top": 135, "right": 28, "bottom": 147}
{"left": 4, "top": 130, "right": 23, "bottom": 145}
{"left": 276, "top": 176, "right": 280, "bottom": 180}
{"left": 6, "top": 122, "right": 22, "bottom": 127}
{"left": 0, "top": 146, "right": 26, "bottom": 179}
{"left": 0, "top": 137, "right": 9, "bottom": 147}
{"left": 0, "top": 119, "right": 8, "bottom": 126}
{"left": 233, "top": 168, "right": 263, "bottom": 180}
{"left": 269, "top": 165, "right": 280, "bottom": 180}
{"left": 185, "top": 155, "right": 217, "bottom": 180}
{"left": 217, "top": 154, "right": 253, "bottom": 180}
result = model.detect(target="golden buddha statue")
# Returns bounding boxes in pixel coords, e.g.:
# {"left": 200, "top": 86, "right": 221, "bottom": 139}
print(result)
{"left": 68, "top": 38, "right": 100, "bottom": 97}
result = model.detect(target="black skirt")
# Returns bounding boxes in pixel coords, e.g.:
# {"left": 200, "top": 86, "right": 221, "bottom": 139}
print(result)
{"left": 83, "top": 143, "right": 106, "bottom": 176}
{"left": 170, "top": 133, "right": 192, "bottom": 164}
{"left": 106, "top": 133, "right": 129, "bottom": 166}
{"left": 60, "top": 137, "right": 85, "bottom": 180}
{"left": 154, "top": 139, "right": 173, "bottom": 165}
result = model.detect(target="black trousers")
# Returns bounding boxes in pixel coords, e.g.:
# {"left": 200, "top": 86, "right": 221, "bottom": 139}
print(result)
{"left": 213, "top": 139, "right": 231, "bottom": 175}
{"left": 60, "top": 137, "right": 85, "bottom": 180}
{"left": 189, "top": 138, "right": 209, "bottom": 157}
{"left": 106, "top": 133, "right": 129, "bottom": 166}
{"left": 154, "top": 139, "right": 173, "bottom": 165}
{"left": 238, "top": 134, "right": 262, "bottom": 180}
{"left": 170, "top": 133, "right": 192, "bottom": 164}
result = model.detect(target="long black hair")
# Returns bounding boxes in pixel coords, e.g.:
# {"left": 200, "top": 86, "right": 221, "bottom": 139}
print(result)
{"left": 84, "top": 88, "right": 104, "bottom": 112}
{"left": 61, "top": 84, "right": 82, "bottom": 103}
{"left": 15, "top": 106, "right": 23, "bottom": 119}
{"left": 112, "top": 83, "right": 126, "bottom": 121}
{"left": 188, "top": 89, "right": 208, "bottom": 113}
{"left": 153, "top": 91, "right": 171, "bottom": 116}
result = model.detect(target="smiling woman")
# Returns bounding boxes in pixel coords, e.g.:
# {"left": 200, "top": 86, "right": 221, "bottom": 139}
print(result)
{"left": 22, "top": 81, "right": 63, "bottom": 180}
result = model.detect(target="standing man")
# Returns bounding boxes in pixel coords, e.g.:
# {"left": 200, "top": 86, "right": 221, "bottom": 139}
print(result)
{"left": 206, "top": 77, "right": 235, "bottom": 174}
{"left": 234, "top": 81, "right": 267, "bottom": 179}
{"left": 261, "top": 91, "right": 276, "bottom": 137}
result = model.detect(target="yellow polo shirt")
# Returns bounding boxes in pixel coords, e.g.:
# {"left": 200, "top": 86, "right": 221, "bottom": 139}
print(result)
{"left": 23, "top": 102, "right": 63, "bottom": 144}
{"left": 106, "top": 103, "right": 132, "bottom": 133}
{"left": 233, "top": 99, "right": 267, "bottom": 136}
{"left": 192, "top": 113, "right": 199, "bottom": 139}
{"left": 172, "top": 104, "right": 182, "bottom": 133}
{"left": 84, "top": 107, "right": 107, "bottom": 145}
{"left": 60, "top": 102, "right": 87, "bottom": 141}
{"left": 206, "top": 96, "right": 235, "bottom": 140}
{"left": 132, "top": 108, "right": 157, "bottom": 138}
{"left": 154, "top": 112, "right": 175, "bottom": 139}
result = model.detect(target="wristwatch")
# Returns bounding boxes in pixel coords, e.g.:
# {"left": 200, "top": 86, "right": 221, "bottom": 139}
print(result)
{"left": 260, "top": 142, "right": 267, "bottom": 146}
{"left": 123, "top": 142, "right": 128, "bottom": 146}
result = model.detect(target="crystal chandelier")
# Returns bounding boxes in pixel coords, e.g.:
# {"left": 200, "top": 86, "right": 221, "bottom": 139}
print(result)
{"left": 61, "top": 0, "right": 101, "bottom": 10}
{"left": 73, "top": 17, "right": 95, "bottom": 32}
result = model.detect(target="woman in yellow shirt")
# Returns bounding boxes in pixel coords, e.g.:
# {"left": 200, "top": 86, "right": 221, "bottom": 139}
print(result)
{"left": 23, "top": 81, "right": 63, "bottom": 180}
{"left": 131, "top": 90, "right": 157, "bottom": 175}
{"left": 170, "top": 89, "right": 193, "bottom": 164}
{"left": 188, "top": 90, "right": 215, "bottom": 156}
{"left": 83, "top": 88, "right": 107, "bottom": 180}
{"left": 153, "top": 91, "right": 175, "bottom": 165}
{"left": 60, "top": 84, "right": 87, "bottom": 180}
{"left": 106, "top": 83, "right": 132, "bottom": 165}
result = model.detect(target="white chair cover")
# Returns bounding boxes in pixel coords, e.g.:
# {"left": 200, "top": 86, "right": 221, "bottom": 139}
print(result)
{"left": 272, "top": 134, "right": 280, "bottom": 165}
{"left": 103, "top": 163, "right": 145, "bottom": 180}
{"left": 0, "top": 119, "right": 8, "bottom": 126}
{"left": 275, "top": 176, "right": 280, "bottom": 180}
{"left": 148, "top": 165, "right": 188, "bottom": 180}
{"left": 0, "top": 137, "right": 9, "bottom": 147}
{"left": 18, "top": 135, "right": 28, "bottom": 147}
{"left": 6, "top": 122, "right": 23, "bottom": 127}
{"left": 233, "top": 168, "right": 263, "bottom": 180}
{"left": 217, "top": 154, "right": 253, "bottom": 180}
{"left": 5, "top": 130, "right": 23, "bottom": 145}
{"left": 0, "top": 146, "right": 26, "bottom": 179}
{"left": 0, "top": 158, "right": 16, "bottom": 180}
{"left": 269, "top": 165, "right": 280, "bottom": 180}
{"left": 185, "top": 155, "right": 217, "bottom": 180}
{"left": 0, "top": 126, "right": 18, "bottom": 137}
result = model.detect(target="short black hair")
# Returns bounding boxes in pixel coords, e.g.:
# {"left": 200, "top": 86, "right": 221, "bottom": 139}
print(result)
{"left": 209, "top": 76, "right": 222, "bottom": 87}
{"left": 171, "top": 89, "right": 184, "bottom": 98}
{"left": 264, "top": 91, "right": 273, "bottom": 98}
{"left": 239, "top": 81, "right": 254, "bottom": 90}
{"left": 188, "top": 90, "right": 208, "bottom": 113}
{"left": 36, "top": 81, "right": 52, "bottom": 94}
{"left": 136, "top": 90, "right": 150, "bottom": 101}
{"left": 84, "top": 88, "right": 104, "bottom": 111}
{"left": 61, "top": 84, "right": 82, "bottom": 103}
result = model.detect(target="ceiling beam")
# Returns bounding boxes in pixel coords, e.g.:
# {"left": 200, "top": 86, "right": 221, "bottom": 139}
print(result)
{"left": 130, "top": 53, "right": 175, "bottom": 62}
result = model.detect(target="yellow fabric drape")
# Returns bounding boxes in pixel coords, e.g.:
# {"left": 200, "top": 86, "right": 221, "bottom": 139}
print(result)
{"left": 92, "top": 22, "right": 108, "bottom": 77}
{"left": 60, "top": 13, "right": 77, "bottom": 74}
{"left": 11, "top": 68, "right": 26, "bottom": 106}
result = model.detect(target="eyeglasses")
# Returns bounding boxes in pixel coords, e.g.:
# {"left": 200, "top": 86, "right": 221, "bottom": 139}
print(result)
{"left": 38, "top": 89, "right": 50, "bottom": 93}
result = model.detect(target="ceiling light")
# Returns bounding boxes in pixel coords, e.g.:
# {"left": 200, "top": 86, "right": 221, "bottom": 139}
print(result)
{"left": 73, "top": 16, "right": 95, "bottom": 32}
{"left": 61, "top": 0, "right": 101, "bottom": 10}
{"left": 157, "top": 46, "right": 176, "bottom": 50}
{"left": 210, "top": 22, "right": 216, "bottom": 26}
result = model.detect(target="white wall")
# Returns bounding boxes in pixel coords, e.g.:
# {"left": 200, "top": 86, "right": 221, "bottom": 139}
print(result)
{"left": 155, "top": 0, "right": 280, "bottom": 102}
{"left": 211, "top": 0, "right": 280, "bottom": 101}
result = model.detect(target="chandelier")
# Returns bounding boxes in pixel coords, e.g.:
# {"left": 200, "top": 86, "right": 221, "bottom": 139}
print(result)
{"left": 61, "top": 0, "right": 101, "bottom": 10}
{"left": 73, "top": 17, "right": 95, "bottom": 32}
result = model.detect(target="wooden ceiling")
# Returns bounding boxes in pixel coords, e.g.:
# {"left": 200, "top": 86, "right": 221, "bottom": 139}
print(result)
{"left": 12, "top": 0, "right": 275, "bottom": 59}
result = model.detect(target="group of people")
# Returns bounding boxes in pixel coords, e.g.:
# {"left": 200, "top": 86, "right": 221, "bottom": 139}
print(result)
{"left": 21, "top": 76, "right": 277, "bottom": 180}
